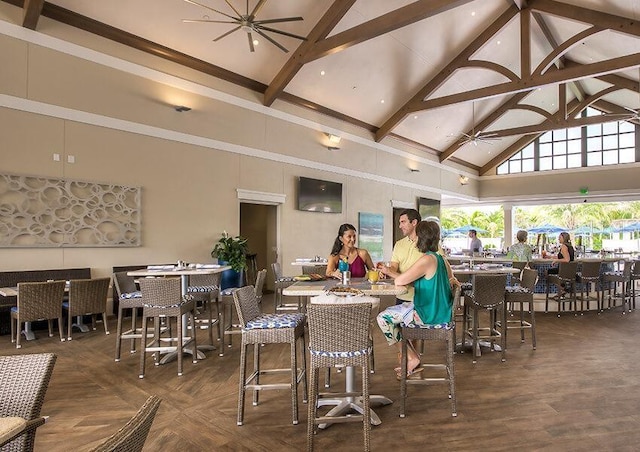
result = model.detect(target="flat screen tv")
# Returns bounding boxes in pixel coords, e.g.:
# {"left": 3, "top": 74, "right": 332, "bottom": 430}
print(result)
{"left": 297, "top": 177, "right": 342, "bottom": 213}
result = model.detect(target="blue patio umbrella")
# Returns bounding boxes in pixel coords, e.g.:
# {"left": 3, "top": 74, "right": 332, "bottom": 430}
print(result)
{"left": 612, "top": 222, "right": 640, "bottom": 233}
{"left": 571, "top": 225, "right": 593, "bottom": 235}
{"left": 450, "top": 225, "right": 488, "bottom": 234}
{"left": 593, "top": 226, "right": 614, "bottom": 234}
{"left": 528, "top": 224, "right": 565, "bottom": 234}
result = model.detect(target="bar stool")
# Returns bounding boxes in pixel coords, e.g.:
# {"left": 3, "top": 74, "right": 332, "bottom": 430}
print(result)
{"left": 575, "top": 260, "right": 603, "bottom": 314}
{"left": 602, "top": 260, "right": 633, "bottom": 314}
{"left": 245, "top": 253, "right": 258, "bottom": 286}
{"left": 504, "top": 268, "right": 538, "bottom": 349}
{"left": 399, "top": 285, "right": 461, "bottom": 418}
{"left": 545, "top": 261, "right": 579, "bottom": 316}
{"left": 232, "top": 285, "right": 307, "bottom": 426}
{"left": 272, "top": 262, "right": 298, "bottom": 313}
{"left": 187, "top": 272, "right": 222, "bottom": 347}
{"left": 630, "top": 260, "right": 640, "bottom": 310}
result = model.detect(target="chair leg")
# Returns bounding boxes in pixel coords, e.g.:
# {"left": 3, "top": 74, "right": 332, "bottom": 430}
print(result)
{"left": 177, "top": 315, "right": 183, "bottom": 377}
{"left": 191, "top": 311, "right": 198, "bottom": 364}
{"left": 307, "top": 367, "right": 318, "bottom": 451}
{"left": 67, "top": 310, "right": 73, "bottom": 341}
{"left": 362, "top": 362, "right": 371, "bottom": 452}
{"left": 447, "top": 331, "right": 457, "bottom": 417}
{"left": 101, "top": 312, "right": 109, "bottom": 335}
{"left": 115, "top": 306, "right": 124, "bottom": 361}
{"left": 472, "top": 308, "right": 479, "bottom": 363}
{"left": 237, "top": 342, "right": 248, "bottom": 426}
{"left": 399, "top": 339, "right": 408, "bottom": 417}
{"left": 48, "top": 319, "right": 53, "bottom": 337}
{"left": 253, "top": 343, "right": 261, "bottom": 407}
{"left": 290, "top": 339, "right": 299, "bottom": 425}
{"left": 300, "top": 334, "right": 308, "bottom": 404}
{"left": 130, "top": 308, "right": 138, "bottom": 353}
{"left": 58, "top": 317, "right": 64, "bottom": 342}
{"left": 500, "top": 306, "right": 506, "bottom": 362}
{"left": 139, "top": 316, "right": 149, "bottom": 379}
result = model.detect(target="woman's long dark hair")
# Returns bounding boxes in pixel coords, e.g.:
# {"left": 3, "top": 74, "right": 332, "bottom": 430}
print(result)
{"left": 559, "top": 231, "right": 572, "bottom": 246}
{"left": 331, "top": 223, "right": 356, "bottom": 255}
{"left": 415, "top": 221, "right": 440, "bottom": 253}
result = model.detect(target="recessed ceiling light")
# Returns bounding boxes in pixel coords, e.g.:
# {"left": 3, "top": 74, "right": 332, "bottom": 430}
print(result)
{"left": 496, "top": 40, "right": 501, "bottom": 45}
{"left": 380, "top": 99, "right": 385, "bottom": 104}
{"left": 253, "top": 39, "right": 259, "bottom": 46}
{"left": 413, "top": 115, "right": 418, "bottom": 119}
{"left": 320, "top": 70, "right": 325, "bottom": 76}
{"left": 471, "top": 11, "right": 476, "bottom": 16}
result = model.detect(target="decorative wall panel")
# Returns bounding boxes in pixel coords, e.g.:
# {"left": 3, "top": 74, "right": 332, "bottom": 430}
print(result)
{"left": 0, "top": 173, "right": 141, "bottom": 247}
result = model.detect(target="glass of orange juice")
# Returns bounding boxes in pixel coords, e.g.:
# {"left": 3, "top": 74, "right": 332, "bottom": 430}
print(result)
{"left": 368, "top": 269, "right": 379, "bottom": 283}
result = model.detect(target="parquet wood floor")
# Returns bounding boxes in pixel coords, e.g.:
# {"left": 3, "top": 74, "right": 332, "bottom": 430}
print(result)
{"left": 3, "top": 294, "right": 640, "bottom": 451}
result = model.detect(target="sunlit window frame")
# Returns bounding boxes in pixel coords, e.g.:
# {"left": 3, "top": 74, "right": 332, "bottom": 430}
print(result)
{"left": 497, "top": 107, "right": 639, "bottom": 175}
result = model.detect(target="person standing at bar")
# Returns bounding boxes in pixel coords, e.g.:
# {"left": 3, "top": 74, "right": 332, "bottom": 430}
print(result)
{"left": 468, "top": 229, "right": 483, "bottom": 253}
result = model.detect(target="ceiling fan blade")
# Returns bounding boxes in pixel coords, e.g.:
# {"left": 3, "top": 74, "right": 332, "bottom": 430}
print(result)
{"left": 256, "top": 25, "right": 306, "bottom": 41}
{"left": 182, "top": 0, "right": 237, "bottom": 20}
{"left": 213, "top": 26, "right": 241, "bottom": 42}
{"left": 254, "top": 16, "right": 304, "bottom": 25}
{"left": 247, "top": 31, "right": 255, "bottom": 52}
{"left": 223, "top": 0, "right": 243, "bottom": 18}
{"left": 253, "top": 27, "right": 289, "bottom": 53}
{"left": 182, "top": 19, "right": 238, "bottom": 24}
{"left": 248, "top": 0, "right": 268, "bottom": 21}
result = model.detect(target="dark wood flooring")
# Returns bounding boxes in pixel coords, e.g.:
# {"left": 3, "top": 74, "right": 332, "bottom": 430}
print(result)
{"left": 3, "top": 294, "right": 640, "bottom": 451}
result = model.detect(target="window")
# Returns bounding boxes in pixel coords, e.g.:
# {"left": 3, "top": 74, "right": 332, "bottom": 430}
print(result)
{"left": 497, "top": 107, "right": 637, "bottom": 175}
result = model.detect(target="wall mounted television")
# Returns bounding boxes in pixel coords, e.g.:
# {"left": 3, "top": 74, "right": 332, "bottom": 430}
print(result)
{"left": 297, "top": 176, "right": 342, "bottom": 213}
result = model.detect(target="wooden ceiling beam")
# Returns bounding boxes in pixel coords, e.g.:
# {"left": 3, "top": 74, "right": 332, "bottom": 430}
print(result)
{"left": 531, "top": 0, "right": 640, "bottom": 38}
{"left": 263, "top": 0, "right": 356, "bottom": 107}
{"left": 375, "top": 5, "right": 520, "bottom": 142}
{"left": 303, "top": 0, "right": 475, "bottom": 63}
{"left": 22, "top": 0, "right": 43, "bottom": 29}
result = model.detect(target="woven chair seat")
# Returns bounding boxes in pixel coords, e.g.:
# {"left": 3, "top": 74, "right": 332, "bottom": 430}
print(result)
{"left": 187, "top": 285, "right": 218, "bottom": 293}
{"left": 245, "top": 313, "right": 305, "bottom": 330}
{"left": 505, "top": 285, "right": 531, "bottom": 294}
{"left": 119, "top": 291, "right": 142, "bottom": 299}
{"left": 309, "top": 346, "right": 371, "bottom": 358}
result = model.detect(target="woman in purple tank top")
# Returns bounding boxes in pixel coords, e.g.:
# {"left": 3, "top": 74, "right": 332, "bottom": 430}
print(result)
{"left": 326, "top": 224, "right": 375, "bottom": 279}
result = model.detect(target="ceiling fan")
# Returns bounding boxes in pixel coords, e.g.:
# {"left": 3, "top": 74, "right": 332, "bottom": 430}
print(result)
{"left": 456, "top": 102, "right": 499, "bottom": 147}
{"left": 182, "top": 0, "right": 306, "bottom": 53}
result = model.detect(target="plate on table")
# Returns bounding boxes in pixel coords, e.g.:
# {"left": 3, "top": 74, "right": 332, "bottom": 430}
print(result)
{"left": 326, "top": 286, "right": 364, "bottom": 296}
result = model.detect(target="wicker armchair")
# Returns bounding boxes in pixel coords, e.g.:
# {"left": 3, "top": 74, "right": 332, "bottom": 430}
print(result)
{"left": 188, "top": 272, "right": 222, "bottom": 347}
{"left": 232, "top": 285, "right": 307, "bottom": 426}
{"left": 399, "top": 285, "right": 461, "bottom": 418}
{"left": 504, "top": 267, "right": 538, "bottom": 349}
{"left": 113, "top": 272, "right": 145, "bottom": 362}
{"left": 0, "top": 353, "right": 57, "bottom": 452}
{"left": 545, "top": 261, "right": 579, "bottom": 316}
{"left": 306, "top": 302, "right": 372, "bottom": 451}
{"left": 138, "top": 278, "right": 197, "bottom": 378}
{"left": 89, "top": 395, "right": 161, "bottom": 452}
{"left": 464, "top": 274, "right": 508, "bottom": 363}
{"left": 11, "top": 281, "right": 66, "bottom": 349}
{"left": 575, "top": 260, "right": 603, "bottom": 313}
{"left": 271, "top": 262, "right": 297, "bottom": 313}
{"left": 63, "top": 278, "right": 110, "bottom": 341}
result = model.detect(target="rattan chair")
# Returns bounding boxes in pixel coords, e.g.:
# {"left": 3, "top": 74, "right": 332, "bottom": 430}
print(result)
{"left": 631, "top": 260, "right": 640, "bottom": 310}
{"left": 11, "top": 281, "right": 66, "bottom": 349}
{"left": 464, "top": 274, "right": 508, "bottom": 363}
{"left": 602, "top": 260, "right": 634, "bottom": 314}
{"left": 63, "top": 278, "right": 110, "bottom": 341}
{"left": 187, "top": 272, "right": 222, "bottom": 348}
{"left": 306, "top": 302, "right": 372, "bottom": 451}
{"left": 575, "top": 260, "right": 603, "bottom": 314}
{"left": 545, "top": 261, "right": 579, "bottom": 316}
{"left": 138, "top": 278, "right": 198, "bottom": 378}
{"left": 272, "top": 262, "right": 297, "bottom": 313}
{"left": 232, "top": 285, "right": 307, "bottom": 426}
{"left": 0, "top": 353, "right": 56, "bottom": 452}
{"left": 219, "top": 269, "right": 266, "bottom": 356}
{"left": 113, "top": 272, "right": 146, "bottom": 362}
{"left": 399, "top": 284, "right": 461, "bottom": 418}
{"left": 89, "top": 395, "right": 161, "bottom": 452}
{"left": 504, "top": 267, "right": 538, "bottom": 349}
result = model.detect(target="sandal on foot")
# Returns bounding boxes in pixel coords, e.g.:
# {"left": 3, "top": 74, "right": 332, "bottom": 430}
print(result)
{"left": 396, "top": 365, "right": 424, "bottom": 381}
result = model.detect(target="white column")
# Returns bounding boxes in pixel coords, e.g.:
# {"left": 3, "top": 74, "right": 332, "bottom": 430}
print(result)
{"left": 503, "top": 203, "right": 513, "bottom": 250}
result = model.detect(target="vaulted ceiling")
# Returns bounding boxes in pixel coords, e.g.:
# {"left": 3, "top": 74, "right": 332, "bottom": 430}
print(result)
{"left": 4, "top": 0, "right": 640, "bottom": 174}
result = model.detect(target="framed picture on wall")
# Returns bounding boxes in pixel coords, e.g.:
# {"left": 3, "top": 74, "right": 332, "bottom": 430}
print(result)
{"left": 358, "top": 212, "right": 384, "bottom": 263}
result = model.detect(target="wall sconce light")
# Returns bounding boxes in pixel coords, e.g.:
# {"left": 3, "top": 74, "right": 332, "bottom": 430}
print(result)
{"left": 327, "top": 134, "right": 341, "bottom": 145}
{"left": 409, "top": 168, "right": 420, "bottom": 173}
{"left": 174, "top": 105, "right": 191, "bottom": 112}
{"left": 459, "top": 175, "right": 469, "bottom": 185}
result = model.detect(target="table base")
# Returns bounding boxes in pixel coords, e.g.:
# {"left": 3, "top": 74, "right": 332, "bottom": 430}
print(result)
{"left": 317, "top": 395, "right": 392, "bottom": 429}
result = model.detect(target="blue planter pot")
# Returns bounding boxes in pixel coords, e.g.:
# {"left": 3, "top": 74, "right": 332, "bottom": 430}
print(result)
{"left": 219, "top": 261, "right": 244, "bottom": 289}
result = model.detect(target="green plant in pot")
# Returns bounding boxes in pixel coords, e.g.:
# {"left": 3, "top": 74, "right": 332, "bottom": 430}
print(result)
{"left": 211, "top": 231, "right": 248, "bottom": 272}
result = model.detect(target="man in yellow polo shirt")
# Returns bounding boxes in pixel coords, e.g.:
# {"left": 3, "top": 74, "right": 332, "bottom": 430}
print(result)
{"left": 386, "top": 209, "right": 423, "bottom": 304}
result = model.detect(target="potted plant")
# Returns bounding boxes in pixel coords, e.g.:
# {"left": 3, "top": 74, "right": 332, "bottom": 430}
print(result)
{"left": 211, "top": 231, "right": 248, "bottom": 289}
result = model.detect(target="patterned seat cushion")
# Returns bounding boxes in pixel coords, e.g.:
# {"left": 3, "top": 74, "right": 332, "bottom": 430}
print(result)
{"left": 245, "top": 313, "right": 305, "bottom": 330}
{"left": 401, "top": 321, "right": 453, "bottom": 330}
{"left": 119, "top": 291, "right": 142, "bottom": 299}
{"left": 188, "top": 285, "right": 218, "bottom": 293}
{"left": 460, "top": 282, "right": 473, "bottom": 292}
{"left": 309, "top": 347, "right": 371, "bottom": 358}
{"left": 220, "top": 287, "right": 238, "bottom": 296}
{"left": 505, "top": 285, "right": 532, "bottom": 294}
{"left": 603, "top": 271, "right": 622, "bottom": 277}
{"left": 277, "top": 277, "right": 295, "bottom": 282}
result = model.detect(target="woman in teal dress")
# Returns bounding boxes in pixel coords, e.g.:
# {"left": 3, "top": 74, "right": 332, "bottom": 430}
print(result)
{"left": 376, "top": 220, "right": 453, "bottom": 378}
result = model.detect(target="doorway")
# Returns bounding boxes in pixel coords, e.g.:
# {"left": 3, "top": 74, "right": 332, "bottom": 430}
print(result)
{"left": 240, "top": 203, "right": 278, "bottom": 292}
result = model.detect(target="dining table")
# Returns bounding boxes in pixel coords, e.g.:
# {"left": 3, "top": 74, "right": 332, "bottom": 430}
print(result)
{"left": 284, "top": 278, "right": 406, "bottom": 428}
{"left": 127, "top": 264, "right": 230, "bottom": 362}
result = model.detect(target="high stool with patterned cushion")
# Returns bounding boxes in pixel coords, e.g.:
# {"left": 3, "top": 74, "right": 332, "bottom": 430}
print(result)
{"left": 399, "top": 284, "right": 461, "bottom": 418}
{"left": 464, "top": 274, "right": 508, "bottom": 363}
{"left": 545, "top": 261, "right": 579, "bottom": 316}
{"left": 219, "top": 269, "right": 267, "bottom": 356}
{"left": 272, "top": 262, "right": 297, "bottom": 313}
{"left": 504, "top": 268, "right": 538, "bottom": 349}
{"left": 187, "top": 272, "right": 221, "bottom": 348}
{"left": 575, "top": 260, "right": 603, "bottom": 314}
{"left": 306, "top": 301, "right": 372, "bottom": 451}
{"left": 138, "top": 278, "right": 198, "bottom": 378}
{"left": 232, "top": 285, "right": 307, "bottom": 426}
{"left": 113, "top": 272, "right": 145, "bottom": 361}
{"left": 602, "top": 260, "right": 633, "bottom": 313}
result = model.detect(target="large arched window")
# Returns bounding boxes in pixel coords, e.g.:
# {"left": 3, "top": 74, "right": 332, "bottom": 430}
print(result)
{"left": 497, "top": 107, "right": 638, "bottom": 175}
